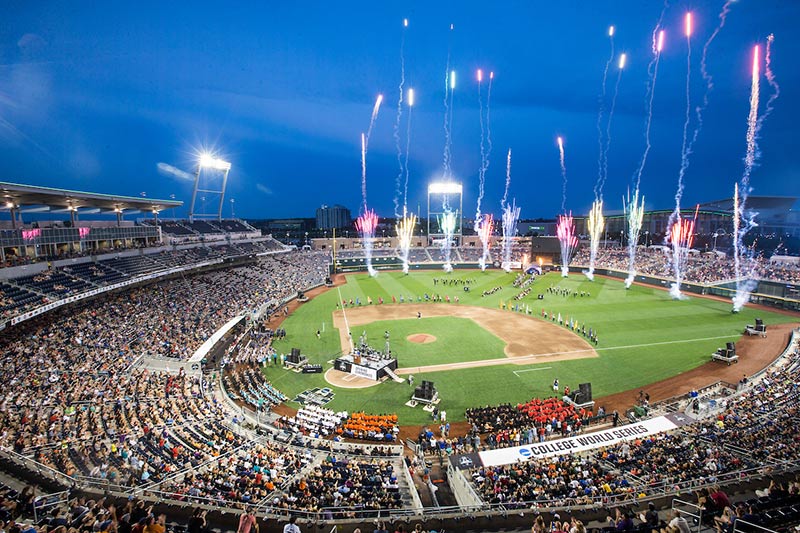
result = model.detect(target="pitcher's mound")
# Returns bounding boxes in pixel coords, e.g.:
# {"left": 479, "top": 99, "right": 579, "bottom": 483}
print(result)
{"left": 407, "top": 333, "right": 437, "bottom": 344}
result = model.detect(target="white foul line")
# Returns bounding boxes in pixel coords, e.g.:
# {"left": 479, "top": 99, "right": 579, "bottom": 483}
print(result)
{"left": 337, "top": 286, "right": 354, "bottom": 353}
{"left": 513, "top": 366, "right": 553, "bottom": 376}
{"left": 596, "top": 334, "right": 738, "bottom": 352}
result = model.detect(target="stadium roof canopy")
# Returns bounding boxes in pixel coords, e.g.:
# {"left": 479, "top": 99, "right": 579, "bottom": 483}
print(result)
{"left": 0, "top": 181, "right": 183, "bottom": 215}
{"left": 699, "top": 195, "right": 799, "bottom": 213}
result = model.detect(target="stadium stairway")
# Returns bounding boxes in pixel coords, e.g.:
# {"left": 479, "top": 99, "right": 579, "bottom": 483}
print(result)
{"left": 383, "top": 367, "right": 406, "bottom": 383}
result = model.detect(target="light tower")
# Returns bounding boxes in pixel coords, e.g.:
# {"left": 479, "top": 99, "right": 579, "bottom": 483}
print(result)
{"left": 426, "top": 181, "right": 463, "bottom": 242}
{"left": 189, "top": 153, "right": 231, "bottom": 222}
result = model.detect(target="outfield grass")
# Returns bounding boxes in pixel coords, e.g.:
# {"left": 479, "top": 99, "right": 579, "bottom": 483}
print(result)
{"left": 264, "top": 270, "right": 797, "bottom": 425}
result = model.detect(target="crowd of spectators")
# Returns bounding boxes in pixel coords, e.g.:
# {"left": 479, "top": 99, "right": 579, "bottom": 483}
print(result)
{"left": 157, "top": 440, "right": 311, "bottom": 505}
{"left": 466, "top": 398, "right": 596, "bottom": 447}
{"left": 337, "top": 413, "right": 399, "bottom": 443}
{"left": 275, "top": 455, "right": 404, "bottom": 516}
{"left": 572, "top": 246, "right": 800, "bottom": 284}
{"left": 276, "top": 406, "right": 349, "bottom": 439}
{"left": 471, "top": 454, "right": 633, "bottom": 507}
{"left": 466, "top": 341, "right": 800, "bottom": 508}
{"left": 0, "top": 251, "right": 328, "bottom": 490}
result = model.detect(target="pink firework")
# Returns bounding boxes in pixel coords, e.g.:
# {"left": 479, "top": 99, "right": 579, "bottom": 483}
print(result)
{"left": 355, "top": 209, "right": 379, "bottom": 235}
{"left": 556, "top": 213, "right": 579, "bottom": 276}
{"left": 669, "top": 209, "right": 698, "bottom": 250}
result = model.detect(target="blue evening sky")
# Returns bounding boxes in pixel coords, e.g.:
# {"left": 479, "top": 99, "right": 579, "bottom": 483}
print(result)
{"left": 0, "top": 1, "right": 797, "bottom": 219}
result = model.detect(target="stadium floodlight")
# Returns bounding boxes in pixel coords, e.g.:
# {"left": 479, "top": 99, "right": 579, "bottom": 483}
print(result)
{"left": 428, "top": 182, "right": 463, "bottom": 195}
{"left": 199, "top": 153, "right": 231, "bottom": 171}
{"left": 190, "top": 152, "right": 232, "bottom": 222}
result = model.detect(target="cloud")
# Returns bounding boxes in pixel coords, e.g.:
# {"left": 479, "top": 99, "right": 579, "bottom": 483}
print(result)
{"left": 255, "top": 183, "right": 273, "bottom": 195}
{"left": 17, "top": 33, "right": 47, "bottom": 57}
{"left": 157, "top": 162, "right": 194, "bottom": 181}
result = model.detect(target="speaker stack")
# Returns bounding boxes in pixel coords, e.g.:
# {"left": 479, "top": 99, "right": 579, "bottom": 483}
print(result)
{"left": 414, "top": 380, "right": 435, "bottom": 401}
{"left": 287, "top": 348, "right": 301, "bottom": 364}
{"left": 578, "top": 382, "right": 592, "bottom": 403}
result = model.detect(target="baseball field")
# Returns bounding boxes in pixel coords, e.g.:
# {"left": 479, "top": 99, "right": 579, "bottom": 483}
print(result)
{"left": 262, "top": 269, "right": 798, "bottom": 425}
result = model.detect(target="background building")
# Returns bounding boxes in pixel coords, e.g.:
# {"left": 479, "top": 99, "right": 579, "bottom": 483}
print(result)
{"left": 315, "top": 204, "right": 351, "bottom": 230}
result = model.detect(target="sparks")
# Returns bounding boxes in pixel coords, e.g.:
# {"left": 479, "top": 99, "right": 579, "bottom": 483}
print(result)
{"left": 609, "top": 25, "right": 615, "bottom": 37}
{"left": 403, "top": 18, "right": 408, "bottom": 27}
{"left": 585, "top": 200, "right": 605, "bottom": 281}
{"left": 356, "top": 209, "right": 380, "bottom": 277}
{"left": 407, "top": 88, "right": 414, "bottom": 107}
{"left": 668, "top": 204, "right": 699, "bottom": 299}
{"left": 396, "top": 214, "right": 417, "bottom": 274}
{"left": 556, "top": 213, "right": 579, "bottom": 277}
{"left": 623, "top": 190, "right": 646, "bottom": 288}
{"left": 477, "top": 69, "right": 483, "bottom": 82}
{"left": 476, "top": 214, "right": 493, "bottom": 271}
{"left": 685, "top": 12, "right": 693, "bottom": 38}
{"left": 450, "top": 70, "right": 456, "bottom": 90}
{"left": 657, "top": 30, "right": 665, "bottom": 53}
{"left": 619, "top": 53, "right": 627, "bottom": 70}
{"left": 501, "top": 201, "right": 521, "bottom": 272}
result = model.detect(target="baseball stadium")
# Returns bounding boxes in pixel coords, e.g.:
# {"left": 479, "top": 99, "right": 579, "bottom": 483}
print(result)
{"left": 0, "top": 179, "right": 798, "bottom": 533}
{"left": 2, "top": 2, "right": 800, "bottom": 533}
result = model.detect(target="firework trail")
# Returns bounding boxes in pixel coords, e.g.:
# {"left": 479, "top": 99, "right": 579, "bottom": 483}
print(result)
{"left": 668, "top": 13, "right": 694, "bottom": 293}
{"left": 557, "top": 136, "right": 567, "bottom": 213}
{"left": 475, "top": 70, "right": 494, "bottom": 223}
{"left": 633, "top": 28, "right": 665, "bottom": 194}
{"left": 594, "top": 26, "right": 615, "bottom": 200}
{"left": 501, "top": 148, "right": 512, "bottom": 208}
{"left": 403, "top": 87, "right": 414, "bottom": 215}
{"left": 442, "top": 25, "right": 454, "bottom": 178}
{"left": 393, "top": 19, "right": 408, "bottom": 217}
{"left": 365, "top": 93, "right": 384, "bottom": 148}
{"left": 758, "top": 34, "right": 780, "bottom": 131}
{"left": 699, "top": 0, "right": 733, "bottom": 113}
{"left": 447, "top": 69, "right": 456, "bottom": 177}
{"left": 486, "top": 72, "right": 494, "bottom": 181}
{"left": 599, "top": 53, "right": 626, "bottom": 198}
{"left": 476, "top": 69, "right": 485, "bottom": 219}
{"left": 732, "top": 183, "right": 742, "bottom": 304}
{"left": 733, "top": 43, "right": 773, "bottom": 312}
{"left": 361, "top": 133, "right": 367, "bottom": 209}
{"left": 361, "top": 94, "right": 383, "bottom": 209}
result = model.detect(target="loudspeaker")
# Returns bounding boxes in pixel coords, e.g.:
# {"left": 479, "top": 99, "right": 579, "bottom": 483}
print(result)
{"left": 578, "top": 382, "right": 592, "bottom": 403}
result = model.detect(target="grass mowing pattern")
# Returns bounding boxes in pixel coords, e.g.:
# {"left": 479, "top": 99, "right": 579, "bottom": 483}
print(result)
{"left": 263, "top": 271, "right": 796, "bottom": 425}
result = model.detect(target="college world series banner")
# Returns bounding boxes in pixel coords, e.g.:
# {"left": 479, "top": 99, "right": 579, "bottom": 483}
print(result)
{"left": 472, "top": 414, "right": 690, "bottom": 468}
